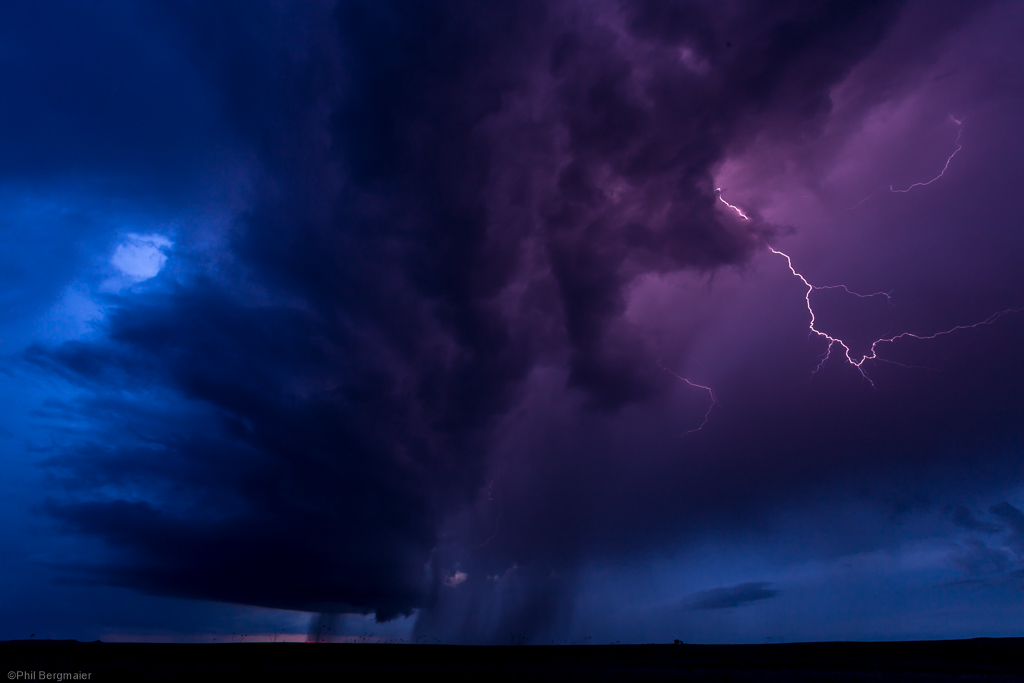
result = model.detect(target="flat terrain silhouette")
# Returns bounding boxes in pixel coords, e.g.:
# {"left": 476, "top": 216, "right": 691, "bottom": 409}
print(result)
{"left": 2, "top": 638, "right": 1023, "bottom": 681}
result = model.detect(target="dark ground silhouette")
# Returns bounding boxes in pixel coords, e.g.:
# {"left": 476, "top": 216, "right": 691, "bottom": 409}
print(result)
{"left": 2, "top": 638, "right": 1022, "bottom": 681}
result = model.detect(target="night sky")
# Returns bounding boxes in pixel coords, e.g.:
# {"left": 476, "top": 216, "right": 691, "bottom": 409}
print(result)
{"left": 1, "top": 0, "right": 1023, "bottom": 644}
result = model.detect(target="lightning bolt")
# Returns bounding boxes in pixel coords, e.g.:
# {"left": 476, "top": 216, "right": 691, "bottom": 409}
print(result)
{"left": 659, "top": 363, "right": 717, "bottom": 434}
{"left": 850, "top": 117, "right": 964, "bottom": 209}
{"left": 716, "top": 187, "right": 750, "bottom": 220}
{"left": 652, "top": 187, "right": 742, "bottom": 433}
{"left": 889, "top": 117, "right": 963, "bottom": 193}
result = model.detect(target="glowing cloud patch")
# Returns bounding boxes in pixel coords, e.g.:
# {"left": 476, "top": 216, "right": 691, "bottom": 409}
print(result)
{"left": 444, "top": 571, "right": 468, "bottom": 588}
{"left": 111, "top": 233, "right": 173, "bottom": 283}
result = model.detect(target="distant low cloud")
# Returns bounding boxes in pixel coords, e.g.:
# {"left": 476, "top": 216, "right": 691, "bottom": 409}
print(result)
{"left": 949, "top": 537, "right": 1013, "bottom": 575}
{"left": 948, "top": 505, "right": 1001, "bottom": 533}
{"left": 684, "top": 582, "right": 779, "bottom": 611}
{"left": 989, "top": 502, "right": 1024, "bottom": 555}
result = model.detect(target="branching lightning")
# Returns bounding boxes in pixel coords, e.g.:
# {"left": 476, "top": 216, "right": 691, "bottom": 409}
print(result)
{"left": 769, "top": 246, "right": 887, "bottom": 383}
{"left": 716, "top": 183, "right": 1021, "bottom": 383}
{"left": 761, "top": 116, "right": 1019, "bottom": 382}
{"left": 767, "top": 247, "right": 1023, "bottom": 384}
{"left": 668, "top": 121, "right": 1013, "bottom": 430}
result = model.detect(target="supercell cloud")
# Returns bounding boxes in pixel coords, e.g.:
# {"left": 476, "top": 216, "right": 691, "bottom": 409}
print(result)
{"left": 1, "top": 0, "right": 1023, "bottom": 643}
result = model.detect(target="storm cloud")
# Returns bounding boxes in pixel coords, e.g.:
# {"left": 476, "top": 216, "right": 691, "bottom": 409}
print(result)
{"left": 3, "top": 0, "right": 1023, "bottom": 644}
